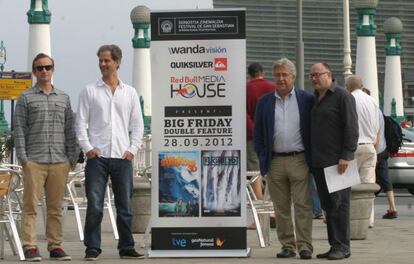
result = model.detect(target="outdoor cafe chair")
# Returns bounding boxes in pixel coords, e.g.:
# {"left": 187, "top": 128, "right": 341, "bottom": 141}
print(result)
{"left": 0, "top": 169, "right": 25, "bottom": 260}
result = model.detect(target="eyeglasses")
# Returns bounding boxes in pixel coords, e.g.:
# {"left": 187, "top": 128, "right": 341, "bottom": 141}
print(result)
{"left": 35, "top": 65, "right": 54, "bottom": 71}
{"left": 309, "top": 72, "right": 329, "bottom": 79}
{"left": 273, "top": 72, "right": 291, "bottom": 78}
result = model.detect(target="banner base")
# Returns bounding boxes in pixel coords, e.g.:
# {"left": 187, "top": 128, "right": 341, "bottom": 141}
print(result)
{"left": 147, "top": 248, "right": 251, "bottom": 258}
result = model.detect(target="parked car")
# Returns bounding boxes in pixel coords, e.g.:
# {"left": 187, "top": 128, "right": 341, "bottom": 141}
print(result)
{"left": 388, "top": 128, "right": 414, "bottom": 195}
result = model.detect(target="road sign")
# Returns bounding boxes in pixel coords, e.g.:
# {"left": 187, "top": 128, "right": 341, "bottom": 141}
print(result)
{"left": 0, "top": 72, "right": 32, "bottom": 100}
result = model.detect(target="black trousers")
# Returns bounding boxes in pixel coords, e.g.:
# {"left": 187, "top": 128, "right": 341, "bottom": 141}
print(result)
{"left": 376, "top": 150, "right": 393, "bottom": 192}
{"left": 313, "top": 168, "right": 351, "bottom": 253}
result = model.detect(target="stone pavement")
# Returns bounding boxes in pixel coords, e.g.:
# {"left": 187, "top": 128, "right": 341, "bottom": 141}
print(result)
{"left": 1, "top": 209, "right": 413, "bottom": 263}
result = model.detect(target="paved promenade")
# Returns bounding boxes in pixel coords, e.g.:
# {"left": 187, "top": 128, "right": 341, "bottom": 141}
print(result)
{"left": 2, "top": 209, "right": 413, "bottom": 263}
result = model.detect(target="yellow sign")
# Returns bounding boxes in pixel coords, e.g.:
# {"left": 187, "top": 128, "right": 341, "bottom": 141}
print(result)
{"left": 0, "top": 72, "right": 32, "bottom": 100}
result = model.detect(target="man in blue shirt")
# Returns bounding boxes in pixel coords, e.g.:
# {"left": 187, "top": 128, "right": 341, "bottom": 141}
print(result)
{"left": 254, "top": 58, "right": 314, "bottom": 259}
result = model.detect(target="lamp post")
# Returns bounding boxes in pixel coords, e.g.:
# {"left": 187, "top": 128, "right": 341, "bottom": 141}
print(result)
{"left": 296, "top": 0, "right": 304, "bottom": 89}
{"left": 0, "top": 41, "right": 9, "bottom": 133}
{"left": 343, "top": 0, "right": 352, "bottom": 80}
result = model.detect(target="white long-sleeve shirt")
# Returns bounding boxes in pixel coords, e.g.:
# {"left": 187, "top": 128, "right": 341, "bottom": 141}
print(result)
{"left": 351, "top": 89, "right": 379, "bottom": 144}
{"left": 75, "top": 79, "right": 144, "bottom": 158}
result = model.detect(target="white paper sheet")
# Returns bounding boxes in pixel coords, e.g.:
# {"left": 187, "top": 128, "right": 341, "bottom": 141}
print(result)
{"left": 323, "top": 160, "right": 360, "bottom": 193}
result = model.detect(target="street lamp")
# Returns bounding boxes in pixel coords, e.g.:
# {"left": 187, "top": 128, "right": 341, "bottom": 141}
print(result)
{"left": 296, "top": 0, "right": 304, "bottom": 89}
{"left": 0, "top": 41, "right": 6, "bottom": 72}
{"left": 0, "top": 41, "right": 10, "bottom": 133}
{"left": 343, "top": 0, "right": 352, "bottom": 80}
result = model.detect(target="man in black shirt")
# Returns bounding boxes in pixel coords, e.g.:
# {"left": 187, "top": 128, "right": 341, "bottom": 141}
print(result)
{"left": 309, "top": 63, "right": 358, "bottom": 260}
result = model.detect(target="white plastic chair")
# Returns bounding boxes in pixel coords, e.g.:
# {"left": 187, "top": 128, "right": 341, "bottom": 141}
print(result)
{"left": 246, "top": 171, "right": 275, "bottom": 248}
{"left": 64, "top": 170, "right": 119, "bottom": 241}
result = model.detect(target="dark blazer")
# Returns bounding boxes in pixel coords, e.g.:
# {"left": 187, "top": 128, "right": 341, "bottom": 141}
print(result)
{"left": 253, "top": 88, "right": 314, "bottom": 176}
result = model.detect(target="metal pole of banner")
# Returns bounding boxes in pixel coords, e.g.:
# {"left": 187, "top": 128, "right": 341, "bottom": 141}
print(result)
{"left": 10, "top": 100, "right": 14, "bottom": 164}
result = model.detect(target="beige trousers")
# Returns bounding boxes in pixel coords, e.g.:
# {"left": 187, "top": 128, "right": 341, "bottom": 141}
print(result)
{"left": 21, "top": 161, "right": 70, "bottom": 251}
{"left": 267, "top": 153, "right": 313, "bottom": 252}
{"left": 355, "top": 144, "right": 377, "bottom": 226}
{"left": 355, "top": 144, "right": 377, "bottom": 184}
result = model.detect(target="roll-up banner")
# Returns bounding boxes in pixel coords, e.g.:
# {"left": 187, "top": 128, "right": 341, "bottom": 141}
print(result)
{"left": 149, "top": 9, "right": 248, "bottom": 258}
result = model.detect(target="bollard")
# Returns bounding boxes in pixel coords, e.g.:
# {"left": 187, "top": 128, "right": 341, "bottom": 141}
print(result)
{"left": 131, "top": 176, "right": 151, "bottom": 233}
{"left": 350, "top": 183, "right": 380, "bottom": 240}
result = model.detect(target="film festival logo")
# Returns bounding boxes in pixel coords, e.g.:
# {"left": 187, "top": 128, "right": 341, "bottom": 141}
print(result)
{"left": 160, "top": 19, "right": 174, "bottom": 34}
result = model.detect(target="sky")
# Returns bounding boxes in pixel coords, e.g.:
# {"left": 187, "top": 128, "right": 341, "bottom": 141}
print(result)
{"left": 0, "top": 0, "right": 213, "bottom": 124}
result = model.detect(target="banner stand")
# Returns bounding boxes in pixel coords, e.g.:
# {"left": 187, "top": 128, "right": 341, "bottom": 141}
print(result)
{"left": 150, "top": 9, "right": 247, "bottom": 258}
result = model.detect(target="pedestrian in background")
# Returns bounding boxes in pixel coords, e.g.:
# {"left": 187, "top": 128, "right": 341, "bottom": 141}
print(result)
{"left": 246, "top": 62, "right": 275, "bottom": 229}
{"left": 346, "top": 75, "right": 379, "bottom": 228}
{"left": 361, "top": 88, "right": 398, "bottom": 219}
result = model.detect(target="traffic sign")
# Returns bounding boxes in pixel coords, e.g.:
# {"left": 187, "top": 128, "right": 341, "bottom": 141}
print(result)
{"left": 0, "top": 72, "right": 32, "bottom": 100}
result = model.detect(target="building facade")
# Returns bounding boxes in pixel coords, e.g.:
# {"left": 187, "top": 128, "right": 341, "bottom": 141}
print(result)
{"left": 213, "top": 0, "right": 414, "bottom": 118}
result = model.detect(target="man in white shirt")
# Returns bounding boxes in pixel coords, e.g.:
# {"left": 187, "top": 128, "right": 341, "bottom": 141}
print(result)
{"left": 361, "top": 88, "right": 398, "bottom": 219}
{"left": 346, "top": 75, "right": 379, "bottom": 227}
{"left": 75, "top": 44, "right": 144, "bottom": 261}
{"left": 346, "top": 75, "right": 379, "bottom": 182}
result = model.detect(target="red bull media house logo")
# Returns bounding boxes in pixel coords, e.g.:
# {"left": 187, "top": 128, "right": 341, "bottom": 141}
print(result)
{"left": 171, "top": 83, "right": 226, "bottom": 98}
{"left": 170, "top": 75, "right": 226, "bottom": 98}
{"left": 175, "top": 83, "right": 197, "bottom": 98}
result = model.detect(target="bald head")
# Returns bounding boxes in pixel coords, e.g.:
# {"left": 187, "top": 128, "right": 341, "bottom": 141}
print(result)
{"left": 345, "top": 75, "right": 363, "bottom": 92}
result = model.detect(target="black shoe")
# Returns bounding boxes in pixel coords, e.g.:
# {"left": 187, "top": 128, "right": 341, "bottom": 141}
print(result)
{"left": 84, "top": 249, "right": 100, "bottom": 261}
{"left": 24, "top": 247, "right": 42, "bottom": 262}
{"left": 50, "top": 248, "right": 71, "bottom": 261}
{"left": 270, "top": 217, "right": 276, "bottom": 228}
{"left": 327, "top": 249, "right": 351, "bottom": 260}
{"left": 299, "top": 250, "right": 312, "bottom": 259}
{"left": 119, "top": 249, "right": 145, "bottom": 259}
{"left": 316, "top": 249, "right": 331, "bottom": 259}
{"left": 276, "top": 248, "right": 296, "bottom": 258}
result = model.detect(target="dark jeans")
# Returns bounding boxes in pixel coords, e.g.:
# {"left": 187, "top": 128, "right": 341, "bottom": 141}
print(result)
{"left": 313, "top": 168, "right": 351, "bottom": 253}
{"left": 311, "top": 175, "right": 323, "bottom": 215}
{"left": 84, "top": 157, "right": 134, "bottom": 252}
{"left": 376, "top": 150, "right": 393, "bottom": 192}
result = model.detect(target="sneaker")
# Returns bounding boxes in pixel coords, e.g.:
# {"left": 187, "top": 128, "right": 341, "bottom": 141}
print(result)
{"left": 24, "top": 247, "right": 42, "bottom": 262}
{"left": 84, "top": 249, "right": 100, "bottom": 261}
{"left": 50, "top": 248, "right": 71, "bottom": 261}
{"left": 119, "top": 249, "right": 145, "bottom": 259}
{"left": 382, "top": 210, "right": 398, "bottom": 219}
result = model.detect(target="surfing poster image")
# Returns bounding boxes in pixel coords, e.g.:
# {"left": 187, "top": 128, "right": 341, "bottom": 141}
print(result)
{"left": 158, "top": 151, "right": 200, "bottom": 217}
{"left": 201, "top": 150, "right": 241, "bottom": 217}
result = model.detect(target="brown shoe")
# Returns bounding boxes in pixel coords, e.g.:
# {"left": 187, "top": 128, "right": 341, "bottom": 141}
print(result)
{"left": 382, "top": 210, "right": 398, "bottom": 219}
{"left": 313, "top": 213, "right": 325, "bottom": 220}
